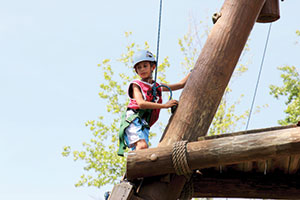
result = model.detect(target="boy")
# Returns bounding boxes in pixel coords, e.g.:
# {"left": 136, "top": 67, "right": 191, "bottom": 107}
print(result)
{"left": 118, "top": 50, "right": 190, "bottom": 156}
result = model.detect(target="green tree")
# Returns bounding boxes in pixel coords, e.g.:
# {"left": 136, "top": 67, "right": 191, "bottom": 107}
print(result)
{"left": 269, "top": 30, "right": 300, "bottom": 125}
{"left": 269, "top": 65, "right": 300, "bottom": 125}
{"left": 62, "top": 20, "right": 253, "bottom": 189}
{"left": 62, "top": 32, "right": 170, "bottom": 188}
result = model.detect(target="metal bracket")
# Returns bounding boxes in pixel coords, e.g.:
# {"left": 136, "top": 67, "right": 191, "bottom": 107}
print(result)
{"left": 212, "top": 12, "right": 222, "bottom": 24}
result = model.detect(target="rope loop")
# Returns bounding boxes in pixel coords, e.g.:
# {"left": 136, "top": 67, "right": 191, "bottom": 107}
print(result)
{"left": 171, "top": 140, "right": 192, "bottom": 180}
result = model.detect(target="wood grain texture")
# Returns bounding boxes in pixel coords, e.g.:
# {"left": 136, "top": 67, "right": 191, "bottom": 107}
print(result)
{"left": 257, "top": 0, "right": 280, "bottom": 23}
{"left": 127, "top": 126, "right": 300, "bottom": 180}
{"left": 158, "top": 0, "right": 267, "bottom": 147}
{"left": 131, "top": 0, "right": 267, "bottom": 199}
{"left": 193, "top": 172, "right": 300, "bottom": 199}
{"left": 288, "top": 155, "right": 300, "bottom": 174}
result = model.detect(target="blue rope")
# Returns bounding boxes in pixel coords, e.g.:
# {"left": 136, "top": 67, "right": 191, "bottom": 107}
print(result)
{"left": 152, "top": 0, "right": 173, "bottom": 101}
{"left": 154, "top": 0, "right": 163, "bottom": 84}
{"left": 152, "top": 0, "right": 174, "bottom": 103}
{"left": 245, "top": 23, "right": 272, "bottom": 130}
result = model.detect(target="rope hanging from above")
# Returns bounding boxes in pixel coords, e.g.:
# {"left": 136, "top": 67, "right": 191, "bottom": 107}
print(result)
{"left": 151, "top": 0, "right": 175, "bottom": 112}
{"left": 153, "top": 0, "right": 163, "bottom": 85}
{"left": 245, "top": 23, "right": 272, "bottom": 130}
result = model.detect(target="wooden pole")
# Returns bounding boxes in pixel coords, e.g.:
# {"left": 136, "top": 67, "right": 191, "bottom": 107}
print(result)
{"left": 193, "top": 172, "right": 300, "bottom": 199}
{"left": 135, "top": 0, "right": 266, "bottom": 199}
{"left": 257, "top": 0, "right": 280, "bottom": 23}
{"left": 127, "top": 126, "right": 300, "bottom": 180}
{"left": 158, "top": 0, "right": 267, "bottom": 147}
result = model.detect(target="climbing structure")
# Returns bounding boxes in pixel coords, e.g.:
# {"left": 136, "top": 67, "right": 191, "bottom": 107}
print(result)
{"left": 108, "top": 0, "right": 299, "bottom": 199}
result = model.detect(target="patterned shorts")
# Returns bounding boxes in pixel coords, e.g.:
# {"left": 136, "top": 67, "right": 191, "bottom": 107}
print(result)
{"left": 124, "top": 116, "right": 149, "bottom": 150}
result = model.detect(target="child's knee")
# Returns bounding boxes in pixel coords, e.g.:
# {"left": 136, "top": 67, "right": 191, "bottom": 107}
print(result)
{"left": 136, "top": 139, "right": 148, "bottom": 150}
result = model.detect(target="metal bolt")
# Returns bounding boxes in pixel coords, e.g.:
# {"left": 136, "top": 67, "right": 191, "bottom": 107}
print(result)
{"left": 150, "top": 154, "right": 158, "bottom": 161}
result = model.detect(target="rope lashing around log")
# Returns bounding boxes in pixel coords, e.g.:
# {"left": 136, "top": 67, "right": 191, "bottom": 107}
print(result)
{"left": 171, "top": 140, "right": 193, "bottom": 180}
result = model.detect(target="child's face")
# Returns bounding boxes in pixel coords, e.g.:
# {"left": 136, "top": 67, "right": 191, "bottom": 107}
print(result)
{"left": 135, "top": 61, "right": 155, "bottom": 79}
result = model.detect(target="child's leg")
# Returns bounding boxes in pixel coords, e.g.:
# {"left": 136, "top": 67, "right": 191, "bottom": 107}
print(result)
{"left": 125, "top": 118, "right": 150, "bottom": 151}
{"left": 135, "top": 139, "right": 148, "bottom": 150}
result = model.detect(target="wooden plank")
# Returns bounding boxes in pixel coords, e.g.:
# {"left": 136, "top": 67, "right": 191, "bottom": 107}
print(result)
{"left": 127, "top": 126, "right": 300, "bottom": 179}
{"left": 199, "top": 124, "right": 297, "bottom": 141}
{"left": 109, "top": 182, "right": 134, "bottom": 200}
{"left": 193, "top": 172, "right": 300, "bottom": 199}
{"left": 289, "top": 155, "right": 300, "bottom": 174}
{"left": 243, "top": 161, "right": 254, "bottom": 172}
{"left": 221, "top": 164, "right": 243, "bottom": 173}
{"left": 225, "top": 163, "right": 245, "bottom": 172}
{"left": 266, "top": 156, "right": 290, "bottom": 174}
{"left": 252, "top": 161, "right": 267, "bottom": 174}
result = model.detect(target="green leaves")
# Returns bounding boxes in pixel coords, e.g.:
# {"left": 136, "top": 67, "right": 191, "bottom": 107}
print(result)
{"left": 62, "top": 33, "right": 170, "bottom": 188}
{"left": 63, "top": 20, "right": 255, "bottom": 189}
{"left": 270, "top": 65, "right": 300, "bottom": 125}
{"left": 62, "top": 146, "right": 70, "bottom": 157}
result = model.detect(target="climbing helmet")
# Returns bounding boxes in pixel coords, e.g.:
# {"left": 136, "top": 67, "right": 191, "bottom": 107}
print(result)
{"left": 132, "top": 50, "right": 156, "bottom": 68}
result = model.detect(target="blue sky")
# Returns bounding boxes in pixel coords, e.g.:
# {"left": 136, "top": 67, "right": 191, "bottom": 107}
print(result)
{"left": 0, "top": 1, "right": 299, "bottom": 200}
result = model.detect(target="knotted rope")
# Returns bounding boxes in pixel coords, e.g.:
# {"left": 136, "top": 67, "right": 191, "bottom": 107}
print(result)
{"left": 171, "top": 140, "right": 193, "bottom": 179}
{"left": 171, "top": 140, "right": 194, "bottom": 200}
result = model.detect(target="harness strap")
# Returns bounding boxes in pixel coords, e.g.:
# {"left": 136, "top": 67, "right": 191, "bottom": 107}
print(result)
{"left": 117, "top": 109, "right": 151, "bottom": 156}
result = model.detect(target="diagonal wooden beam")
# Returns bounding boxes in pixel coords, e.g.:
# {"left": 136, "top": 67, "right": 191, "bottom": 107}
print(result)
{"left": 135, "top": 0, "right": 267, "bottom": 199}
{"left": 127, "top": 126, "right": 300, "bottom": 180}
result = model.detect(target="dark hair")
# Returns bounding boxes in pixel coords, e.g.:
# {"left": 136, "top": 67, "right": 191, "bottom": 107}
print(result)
{"left": 150, "top": 61, "right": 157, "bottom": 67}
{"left": 134, "top": 61, "right": 157, "bottom": 73}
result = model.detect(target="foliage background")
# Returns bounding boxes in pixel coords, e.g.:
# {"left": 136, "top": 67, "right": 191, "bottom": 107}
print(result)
{"left": 62, "top": 23, "right": 252, "bottom": 188}
{"left": 1, "top": 0, "right": 300, "bottom": 200}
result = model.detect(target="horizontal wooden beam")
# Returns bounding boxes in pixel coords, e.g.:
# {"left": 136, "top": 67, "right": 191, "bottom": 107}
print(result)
{"left": 193, "top": 172, "right": 300, "bottom": 199}
{"left": 127, "top": 126, "right": 300, "bottom": 180}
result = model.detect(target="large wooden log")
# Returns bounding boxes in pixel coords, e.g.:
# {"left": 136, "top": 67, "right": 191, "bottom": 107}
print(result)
{"left": 159, "top": 0, "right": 266, "bottom": 146}
{"left": 257, "top": 0, "right": 280, "bottom": 23}
{"left": 127, "top": 126, "right": 300, "bottom": 180}
{"left": 193, "top": 172, "right": 300, "bottom": 199}
{"left": 136, "top": 0, "right": 267, "bottom": 199}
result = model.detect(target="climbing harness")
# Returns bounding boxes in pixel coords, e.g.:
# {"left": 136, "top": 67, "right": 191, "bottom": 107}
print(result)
{"left": 245, "top": 23, "right": 272, "bottom": 130}
{"left": 117, "top": 109, "right": 151, "bottom": 156}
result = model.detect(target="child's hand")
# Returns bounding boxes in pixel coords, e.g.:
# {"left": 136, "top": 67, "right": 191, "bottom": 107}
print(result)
{"left": 164, "top": 99, "right": 178, "bottom": 108}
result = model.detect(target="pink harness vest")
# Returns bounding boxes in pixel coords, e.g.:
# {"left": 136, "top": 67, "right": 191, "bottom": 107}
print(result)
{"left": 127, "top": 80, "right": 162, "bottom": 127}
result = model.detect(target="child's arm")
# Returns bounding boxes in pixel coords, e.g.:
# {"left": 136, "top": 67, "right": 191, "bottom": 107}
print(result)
{"left": 132, "top": 84, "right": 178, "bottom": 109}
{"left": 162, "top": 72, "right": 191, "bottom": 91}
